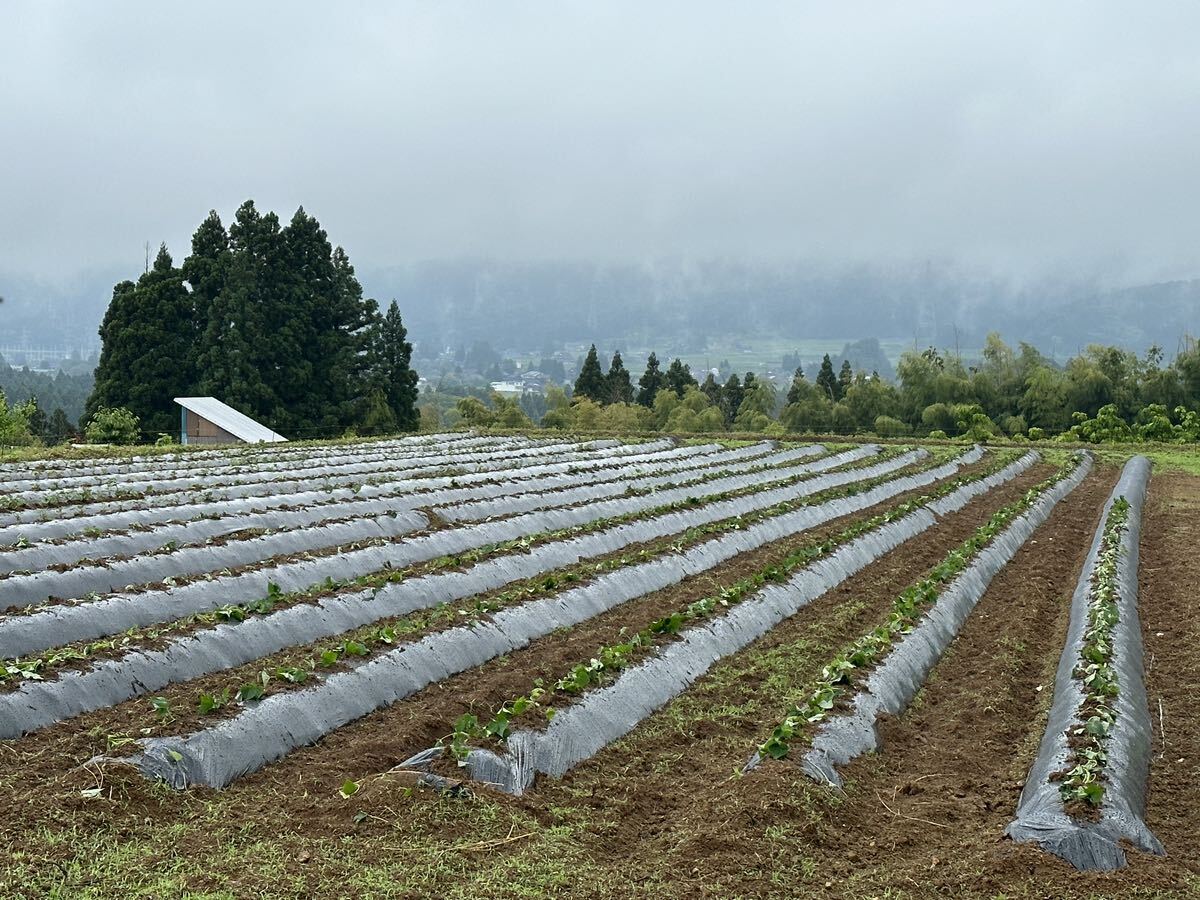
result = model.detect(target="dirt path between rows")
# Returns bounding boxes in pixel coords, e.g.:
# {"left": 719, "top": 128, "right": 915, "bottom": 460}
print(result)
{"left": 0, "top": 459, "right": 1038, "bottom": 889}
{"left": 483, "top": 463, "right": 1089, "bottom": 898}
{"left": 804, "top": 469, "right": 1200, "bottom": 897}
{"left": 541, "top": 463, "right": 1200, "bottom": 899}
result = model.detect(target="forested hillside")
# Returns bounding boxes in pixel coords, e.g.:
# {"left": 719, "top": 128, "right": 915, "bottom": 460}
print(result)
{"left": 6, "top": 260, "right": 1200, "bottom": 366}
{"left": 368, "top": 260, "right": 1200, "bottom": 356}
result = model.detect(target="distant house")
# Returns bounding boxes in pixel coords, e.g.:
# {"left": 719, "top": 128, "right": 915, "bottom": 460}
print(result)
{"left": 489, "top": 380, "right": 526, "bottom": 397}
{"left": 174, "top": 397, "right": 288, "bottom": 446}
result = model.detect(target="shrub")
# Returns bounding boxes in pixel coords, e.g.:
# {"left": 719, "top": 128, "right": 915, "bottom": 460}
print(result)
{"left": 1069, "top": 404, "right": 1132, "bottom": 443}
{"left": 84, "top": 407, "right": 141, "bottom": 445}
{"left": 455, "top": 396, "right": 494, "bottom": 427}
{"left": 540, "top": 407, "right": 572, "bottom": 429}
{"left": 1002, "top": 414, "right": 1028, "bottom": 437}
{"left": 921, "top": 403, "right": 957, "bottom": 434}
{"left": 780, "top": 399, "right": 831, "bottom": 433}
{"left": 1135, "top": 404, "right": 1175, "bottom": 443}
{"left": 491, "top": 393, "right": 532, "bottom": 429}
{"left": 959, "top": 413, "right": 999, "bottom": 443}
{"left": 571, "top": 397, "right": 604, "bottom": 430}
{"left": 872, "top": 415, "right": 910, "bottom": 437}
{"left": 829, "top": 402, "right": 855, "bottom": 434}
{"left": 0, "top": 389, "right": 36, "bottom": 447}
{"left": 600, "top": 402, "right": 654, "bottom": 432}
{"left": 418, "top": 404, "right": 441, "bottom": 431}
{"left": 1027, "top": 427, "right": 1046, "bottom": 441}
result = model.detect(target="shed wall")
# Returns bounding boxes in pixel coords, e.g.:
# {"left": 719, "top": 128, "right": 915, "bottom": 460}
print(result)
{"left": 183, "top": 409, "right": 242, "bottom": 445}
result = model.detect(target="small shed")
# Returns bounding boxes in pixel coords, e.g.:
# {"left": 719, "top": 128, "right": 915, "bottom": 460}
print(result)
{"left": 174, "top": 397, "right": 288, "bottom": 446}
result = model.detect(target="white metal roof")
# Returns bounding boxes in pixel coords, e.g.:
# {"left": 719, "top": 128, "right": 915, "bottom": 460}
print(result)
{"left": 174, "top": 397, "right": 288, "bottom": 443}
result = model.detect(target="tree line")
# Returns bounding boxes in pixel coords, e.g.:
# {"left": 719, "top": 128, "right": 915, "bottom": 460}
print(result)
{"left": 451, "top": 335, "right": 1200, "bottom": 444}
{"left": 85, "top": 201, "right": 419, "bottom": 440}
{"left": 0, "top": 363, "right": 91, "bottom": 445}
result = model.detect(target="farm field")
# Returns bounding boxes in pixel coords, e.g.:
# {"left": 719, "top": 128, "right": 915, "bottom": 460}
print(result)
{"left": 0, "top": 433, "right": 1197, "bottom": 899}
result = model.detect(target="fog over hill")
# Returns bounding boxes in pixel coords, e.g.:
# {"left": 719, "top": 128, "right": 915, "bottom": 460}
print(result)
{"left": 3, "top": 261, "right": 1198, "bottom": 367}
{"left": 366, "top": 261, "right": 1200, "bottom": 360}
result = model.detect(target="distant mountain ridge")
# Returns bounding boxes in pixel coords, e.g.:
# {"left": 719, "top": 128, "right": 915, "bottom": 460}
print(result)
{"left": 2, "top": 261, "right": 1197, "bottom": 361}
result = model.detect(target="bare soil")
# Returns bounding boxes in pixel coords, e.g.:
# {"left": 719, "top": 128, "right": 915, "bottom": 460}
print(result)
{"left": 5, "top": 458, "right": 1194, "bottom": 899}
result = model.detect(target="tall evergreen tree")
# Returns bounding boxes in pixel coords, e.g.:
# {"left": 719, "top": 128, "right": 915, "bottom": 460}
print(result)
{"left": 700, "top": 372, "right": 723, "bottom": 410}
{"left": 26, "top": 398, "right": 46, "bottom": 442}
{"left": 274, "top": 207, "right": 339, "bottom": 433}
{"left": 721, "top": 374, "right": 744, "bottom": 424}
{"left": 181, "top": 211, "right": 230, "bottom": 354}
{"left": 90, "top": 200, "right": 419, "bottom": 442}
{"left": 574, "top": 345, "right": 608, "bottom": 403}
{"left": 837, "top": 359, "right": 854, "bottom": 400}
{"left": 86, "top": 279, "right": 134, "bottom": 421}
{"left": 816, "top": 353, "right": 838, "bottom": 401}
{"left": 197, "top": 201, "right": 277, "bottom": 420}
{"left": 371, "top": 300, "right": 420, "bottom": 430}
{"left": 665, "top": 358, "right": 697, "bottom": 397}
{"left": 88, "top": 245, "right": 196, "bottom": 434}
{"left": 786, "top": 366, "right": 807, "bottom": 405}
{"left": 300, "top": 231, "right": 378, "bottom": 434}
{"left": 361, "top": 388, "right": 397, "bottom": 434}
{"left": 46, "top": 408, "right": 73, "bottom": 445}
{"left": 606, "top": 351, "right": 634, "bottom": 404}
{"left": 636, "top": 352, "right": 665, "bottom": 407}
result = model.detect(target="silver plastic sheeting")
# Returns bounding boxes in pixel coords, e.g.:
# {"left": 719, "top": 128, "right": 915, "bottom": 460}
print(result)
{"left": 0, "top": 495, "right": 422, "bottom": 575}
{"left": 0, "top": 433, "right": 496, "bottom": 495}
{"left": 126, "top": 447, "right": 991, "bottom": 788}
{"left": 1005, "top": 456, "right": 1163, "bottom": 870}
{"left": 0, "top": 437, "right": 635, "bottom": 513}
{"left": 0, "top": 435, "right": 546, "bottom": 503}
{"left": 0, "top": 432, "right": 475, "bottom": 483}
{"left": 459, "top": 448, "right": 1022, "bottom": 794}
{"left": 0, "top": 434, "right": 553, "bottom": 524}
{"left": 0, "top": 437, "right": 661, "bottom": 526}
{"left": 0, "top": 438, "right": 685, "bottom": 545}
{"left": 436, "top": 444, "right": 828, "bottom": 523}
{"left": 0, "top": 439, "right": 715, "bottom": 574}
{"left": 0, "top": 446, "right": 889, "bottom": 659}
{"left": 1, "top": 448, "right": 984, "bottom": 738}
{"left": 797, "top": 454, "right": 1092, "bottom": 787}
{"left": 0, "top": 510, "right": 430, "bottom": 612}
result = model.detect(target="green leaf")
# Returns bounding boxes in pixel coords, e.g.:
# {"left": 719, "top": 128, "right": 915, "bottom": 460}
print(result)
{"left": 276, "top": 666, "right": 308, "bottom": 684}
{"left": 483, "top": 716, "right": 511, "bottom": 739}
{"left": 762, "top": 738, "right": 790, "bottom": 760}
{"left": 236, "top": 682, "right": 264, "bottom": 703}
{"left": 148, "top": 696, "right": 171, "bottom": 719}
{"left": 339, "top": 779, "right": 360, "bottom": 799}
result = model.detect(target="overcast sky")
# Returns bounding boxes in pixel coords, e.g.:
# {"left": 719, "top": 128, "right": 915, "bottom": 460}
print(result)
{"left": 4, "top": 1, "right": 1200, "bottom": 285}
